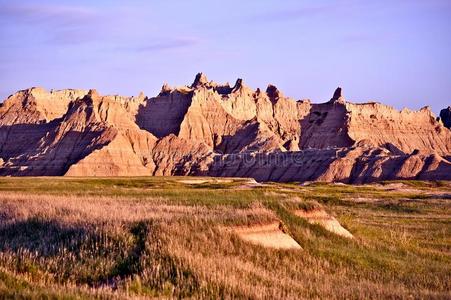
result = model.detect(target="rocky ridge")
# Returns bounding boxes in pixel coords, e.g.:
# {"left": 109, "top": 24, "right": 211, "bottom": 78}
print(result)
{"left": 0, "top": 73, "right": 450, "bottom": 182}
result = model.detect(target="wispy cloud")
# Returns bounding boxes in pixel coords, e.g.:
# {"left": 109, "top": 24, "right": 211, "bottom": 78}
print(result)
{"left": 0, "top": 3, "right": 97, "bottom": 26}
{"left": 0, "top": 2, "right": 102, "bottom": 46}
{"left": 0, "top": 2, "right": 201, "bottom": 51}
{"left": 248, "top": 4, "right": 339, "bottom": 23}
{"left": 48, "top": 28, "right": 104, "bottom": 45}
{"left": 133, "top": 37, "right": 201, "bottom": 52}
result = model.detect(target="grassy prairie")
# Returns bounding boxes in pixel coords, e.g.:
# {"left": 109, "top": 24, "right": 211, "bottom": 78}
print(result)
{"left": 0, "top": 177, "right": 449, "bottom": 299}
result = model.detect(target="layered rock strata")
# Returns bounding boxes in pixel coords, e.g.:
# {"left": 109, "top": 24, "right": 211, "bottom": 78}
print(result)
{"left": 1, "top": 73, "right": 449, "bottom": 182}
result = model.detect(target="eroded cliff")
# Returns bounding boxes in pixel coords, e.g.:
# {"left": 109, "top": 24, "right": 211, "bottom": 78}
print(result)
{"left": 0, "top": 74, "right": 449, "bottom": 182}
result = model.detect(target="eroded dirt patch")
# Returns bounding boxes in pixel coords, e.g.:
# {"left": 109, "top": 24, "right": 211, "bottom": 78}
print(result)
{"left": 295, "top": 209, "right": 354, "bottom": 239}
{"left": 230, "top": 222, "right": 302, "bottom": 250}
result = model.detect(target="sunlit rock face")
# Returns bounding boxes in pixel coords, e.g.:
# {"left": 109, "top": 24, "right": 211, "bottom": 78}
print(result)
{"left": 1, "top": 74, "right": 450, "bottom": 182}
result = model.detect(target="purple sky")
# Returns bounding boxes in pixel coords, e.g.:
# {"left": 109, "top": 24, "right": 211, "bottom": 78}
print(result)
{"left": 1, "top": 0, "right": 450, "bottom": 114}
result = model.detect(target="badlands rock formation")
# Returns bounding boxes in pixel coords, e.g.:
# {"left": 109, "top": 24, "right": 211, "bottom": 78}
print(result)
{"left": 440, "top": 106, "right": 451, "bottom": 129}
{"left": 0, "top": 73, "right": 450, "bottom": 182}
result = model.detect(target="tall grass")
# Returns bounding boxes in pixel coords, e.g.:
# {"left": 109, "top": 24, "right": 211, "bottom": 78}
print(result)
{"left": 0, "top": 178, "right": 449, "bottom": 299}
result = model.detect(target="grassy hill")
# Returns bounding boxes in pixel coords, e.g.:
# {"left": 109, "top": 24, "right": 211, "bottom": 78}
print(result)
{"left": 0, "top": 177, "right": 449, "bottom": 299}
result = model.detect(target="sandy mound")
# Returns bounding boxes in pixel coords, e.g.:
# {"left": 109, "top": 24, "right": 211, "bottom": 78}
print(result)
{"left": 237, "top": 178, "right": 265, "bottom": 189}
{"left": 178, "top": 179, "right": 210, "bottom": 184}
{"left": 231, "top": 222, "right": 301, "bottom": 250}
{"left": 295, "top": 209, "right": 354, "bottom": 239}
{"left": 178, "top": 178, "right": 234, "bottom": 185}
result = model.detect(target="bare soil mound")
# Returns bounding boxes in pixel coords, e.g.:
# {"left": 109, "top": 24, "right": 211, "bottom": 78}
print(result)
{"left": 295, "top": 209, "right": 354, "bottom": 239}
{"left": 231, "top": 222, "right": 302, "bottom": 250}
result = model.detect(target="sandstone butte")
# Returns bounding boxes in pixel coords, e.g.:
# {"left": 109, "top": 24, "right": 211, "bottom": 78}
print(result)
{"left": 0, "top": 73, "right": 450, "bottom": 183}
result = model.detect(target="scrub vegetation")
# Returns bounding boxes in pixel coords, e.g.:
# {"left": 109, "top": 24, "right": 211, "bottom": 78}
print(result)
{"left": 0, "top": 177, "right": 449, "bottom": 299}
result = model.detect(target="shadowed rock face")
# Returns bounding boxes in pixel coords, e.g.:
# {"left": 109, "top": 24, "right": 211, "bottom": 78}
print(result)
{"left": 0, "top": 75, "right": 450, "bottom": 182}
{"left": 440, "top": 106, "right": 451, "bottom": 129}
{"left": 329, "top": 87, "right": 345, "bottom": 103}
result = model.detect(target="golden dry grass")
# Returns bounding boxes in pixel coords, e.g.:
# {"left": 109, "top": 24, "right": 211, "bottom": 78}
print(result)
{"left": 0, "top": 177, "right": 449, "bottom": 299}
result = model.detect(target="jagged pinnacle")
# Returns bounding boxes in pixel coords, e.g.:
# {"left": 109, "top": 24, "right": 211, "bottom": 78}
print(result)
{"left": 231, "top": 78, "right": 243, "bottom": 92}
{"left": 191, "top": 72, "right": 209, "bottom": 87}
{"left": 266, "top": 84, "right": 281, "bottom": 102}
{"left": 329, "top": 87, "right": 345, "bottom": 103}
{"left": 87, "top": 89, "right": 99, "bottom": 97}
